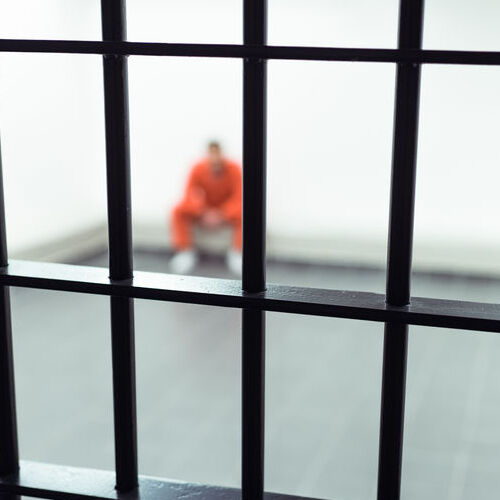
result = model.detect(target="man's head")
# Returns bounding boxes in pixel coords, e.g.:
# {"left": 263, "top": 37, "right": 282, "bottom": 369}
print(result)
{"left": 207, "top": 141, "right": 223, "bottom": 171}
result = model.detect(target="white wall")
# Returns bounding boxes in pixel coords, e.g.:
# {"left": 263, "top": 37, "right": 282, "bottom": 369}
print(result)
{"left": 0, "top": 1, "right": 105, "bottom": 255}
{"left": 1, "top": 0, "right": 500, "bottom": 273}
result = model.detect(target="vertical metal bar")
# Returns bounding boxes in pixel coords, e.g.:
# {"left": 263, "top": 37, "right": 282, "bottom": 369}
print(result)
{"left": 0, "top": 138, "right": 19, "bottom": 478}
{"left": 386, "top": 0, "right": 426, "bottom": 306}
{"left": 109, "top": 295, "right": 136, "bottom": 490}
{"left": 242, "top": 2, "right": 267, "bottom": 500}
{"left": 243, "top": 3, "right": 267, "bottom": 291}
{"left": 377, "top": 322, "right": 408, "bottom": 500}
{"left": 101, "top": 0, "right": 138, "bottom": 492}
{"left": 377, "top": 2, "right": 425, "bottom": 500}
{"left": 242, "top": 309, "right": 265, "bottom": 500}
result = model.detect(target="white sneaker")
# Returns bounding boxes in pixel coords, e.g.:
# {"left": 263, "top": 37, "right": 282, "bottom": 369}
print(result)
{"left": 170, "top": 250, "right": 198, "bottom": 275}
{"left": 226, "top": 249, "right": 242, "bottom": 276}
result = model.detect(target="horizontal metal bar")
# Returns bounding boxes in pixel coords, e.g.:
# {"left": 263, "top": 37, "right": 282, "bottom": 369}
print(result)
{"left": 2, "top": 39, "right": 500, "bottom": 65}
{"left": 0, "top": 461, "right": 317, "bottom": 500}
{"left": 1, "top": 260, "right": 500, "bottom": 333}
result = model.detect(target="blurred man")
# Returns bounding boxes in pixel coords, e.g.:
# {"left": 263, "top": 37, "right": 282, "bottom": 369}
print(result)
{"left": 169, "top": 141, "right": 242, "bottom": 275}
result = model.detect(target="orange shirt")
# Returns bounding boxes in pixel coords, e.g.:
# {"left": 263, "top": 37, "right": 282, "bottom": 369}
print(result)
{"left": 180, "top": 158, "right": 242, "bottom": 220}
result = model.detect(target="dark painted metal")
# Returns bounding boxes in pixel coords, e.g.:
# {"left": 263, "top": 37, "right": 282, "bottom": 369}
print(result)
{"left": 0, "top": 3, "right": 497, "bottom": 498}
{"left": 0, "top": 142, "right": 8, "bottom": 266}
{"left": 0, "top": 138, "right": 18, "bottom": 478}
{"left": 378, "top": 323, "right": 408, "bottom": 500}
{"left": 242, "top": 309, "right": 265, "bottom": 500}
{"left": 386, "top": 1, "right": 425, "bottom": 306}
{"left": 0, "top": 461, "right": 320, "bottom": 500}
{"left": 242, "top": 57, "right": 267, "bottom": 291}
{"left": 101, "top": 0, "right": 138, "bottom": 492}
{"left": 242, "top": 2, "right": 267, "bottom": 500}
{"left": 101, "top": 3, "right": 133, "bottom": 280}
{"left": 378, "top": 1, "right": 425, "bottom": 500}
{"left": 2, "top": 260, "right": 500, "bottom": 333}
{"left": 3, "top": 39, "right": 500, "bottom": 66}
{"left": 109, "top": 296, "right": 137, "bottom": 491}
{"left": 242, "top": 0, "right": 267, "bottom": 292}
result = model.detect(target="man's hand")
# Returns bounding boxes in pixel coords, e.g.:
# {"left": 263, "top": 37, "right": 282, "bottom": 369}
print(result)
{"left": 200, "top": 209, "right": 223, "bottom": 228}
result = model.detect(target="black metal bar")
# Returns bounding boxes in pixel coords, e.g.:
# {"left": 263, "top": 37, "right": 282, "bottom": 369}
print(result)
{"left": 242, "top": 309, "right": 265, "bottom": 500}
{"left": 386, "top": 9, "right": 424, "bottom": 305}
{"left": 242, "top": 52, "right": 267, "bottom": 292}
{"left": 242, "top": 48, "right": 267, "bottom": 290}
{"left": 377, "top": 323, "right": 408, "bottom": 500}
{"left": 101, "top": 3, "right": 132, "bottom": 280}
{"left": 109, "top": 296, "right": 137, "bottom": 490}
{"left": 3, "top": 39, "right": 500, "bottom": 66}
{"left": 377, "top": 1, "right": 425, "bottom": 500}
{"left": 101, "top": 0, "right": 138, "bottom": 492}
{"left": 0, "top": 142, "right": 8, "bottom": 267}
{"left": 2, "top": 260, "right": 500, "bottom": 334}
{"left": 0, "top": 461, "right": 320, "bottom": 500}
{"left": 242, "top": 2, "right": 267, "bottom": 499}
{"left": 0, "top": 138, "right": 18, "bottom": 478}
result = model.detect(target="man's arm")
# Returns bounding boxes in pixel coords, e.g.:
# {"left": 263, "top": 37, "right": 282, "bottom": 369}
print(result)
{"left": 219, "top": 162, "right": 242, "bottom": 221}
{"left": 179, "top": 163, "right": 206, "bottom": 216}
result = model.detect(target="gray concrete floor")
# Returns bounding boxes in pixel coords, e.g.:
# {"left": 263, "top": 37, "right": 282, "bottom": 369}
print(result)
{"left": 9, "top": 251, "right": 500, "bottom": 500}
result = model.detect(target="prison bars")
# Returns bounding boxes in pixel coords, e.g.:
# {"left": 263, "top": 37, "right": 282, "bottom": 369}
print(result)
{"left": 2, "top": 0, "right": 500, "bottom": 499}
{"left": 242, "top": 1, "right": 267, "bottom": 500}
{"left": 2, "top": 39, "right": 500, "bottom": 66}
{"left": 101, "top": 0, "right": 138, "bottom": 491}
{"left": 0, "top": 139, "right": 18, "bottom": 479}
{"left": 377, "top": 1, "right": 425, "bottom": 500}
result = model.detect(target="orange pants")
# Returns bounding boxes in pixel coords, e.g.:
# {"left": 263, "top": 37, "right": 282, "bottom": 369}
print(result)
{"left": 171, "top": 203, "right": 242, "bottom": 251}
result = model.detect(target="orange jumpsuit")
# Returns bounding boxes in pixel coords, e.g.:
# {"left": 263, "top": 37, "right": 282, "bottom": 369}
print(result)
{"left": 171, "top": 158, "right": 242, "bottom": 250}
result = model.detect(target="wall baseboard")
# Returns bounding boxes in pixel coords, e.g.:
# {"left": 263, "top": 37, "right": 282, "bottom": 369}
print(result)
{"left": 10, "top": 223, "right": 109, "bottom": 264}
{"left": 9, "top": 220, "right": 500, "bottom": 280}
{"left": 134, "top": 223, "right": 500, "bottom": 279}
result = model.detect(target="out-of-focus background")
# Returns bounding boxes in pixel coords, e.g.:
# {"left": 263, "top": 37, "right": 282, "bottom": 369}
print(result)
{"left": 1, "top": 0, "right": 500, "bottom": 277}
{"left": 2, "top": 1, "right": 500, "bottom": 500}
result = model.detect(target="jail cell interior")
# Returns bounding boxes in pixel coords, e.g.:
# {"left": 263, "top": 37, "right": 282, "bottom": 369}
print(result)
{"left": 1, "top": 1, "right": 500, "bottom": 500}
